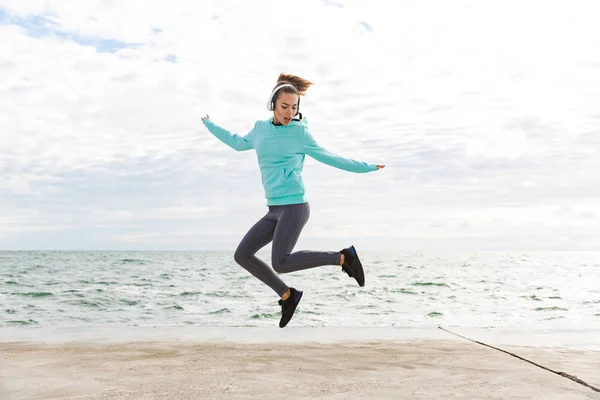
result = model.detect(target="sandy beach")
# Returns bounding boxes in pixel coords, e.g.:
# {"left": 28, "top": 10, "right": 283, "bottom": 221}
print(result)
{"left": 1, "top": 328, "right": 599, "bottom": 400}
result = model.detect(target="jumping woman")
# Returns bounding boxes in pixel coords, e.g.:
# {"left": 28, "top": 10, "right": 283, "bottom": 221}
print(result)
{"left": 201, "top": 73, "right": 385, "bottom": 328}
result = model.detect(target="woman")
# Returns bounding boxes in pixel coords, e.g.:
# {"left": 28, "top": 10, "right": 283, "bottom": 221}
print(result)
{"left": 202, "top": 73, "right": 385, "bottom": 328}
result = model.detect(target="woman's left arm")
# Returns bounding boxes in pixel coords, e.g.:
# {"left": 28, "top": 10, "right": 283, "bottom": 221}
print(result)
{"left": 302, "top": 129, "right": 382, "bottom": 173}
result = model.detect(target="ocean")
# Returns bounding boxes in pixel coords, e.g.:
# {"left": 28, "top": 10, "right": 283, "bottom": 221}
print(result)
{"left": 1, "top": 250, "right": 599, "bottom": 331}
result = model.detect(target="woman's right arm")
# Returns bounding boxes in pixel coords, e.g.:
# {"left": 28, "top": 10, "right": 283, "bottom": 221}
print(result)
{"left": 202, "top": 114, "right": 254, "bottom": 152}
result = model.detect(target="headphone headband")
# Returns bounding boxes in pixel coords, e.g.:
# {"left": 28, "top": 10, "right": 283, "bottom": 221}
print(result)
{"left": 266, "top": 83, "right": 297, "bottom": 111}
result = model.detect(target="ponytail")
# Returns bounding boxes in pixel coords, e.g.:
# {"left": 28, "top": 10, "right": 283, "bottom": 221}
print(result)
{"left": 275, "top": 73, "right": 313, "bottom": 96}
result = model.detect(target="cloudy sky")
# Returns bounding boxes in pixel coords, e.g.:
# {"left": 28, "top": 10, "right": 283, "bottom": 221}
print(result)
{"left": 1, "top": 0, "right": 599, "bottom": 251}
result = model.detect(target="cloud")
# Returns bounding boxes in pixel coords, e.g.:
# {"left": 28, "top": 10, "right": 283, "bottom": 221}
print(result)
{"left": 0, "top": 7, "right": 140, "bottom": 53}
{"left": 357, "top": 21, "right": 372, "bottom": 32}
{"left": 0, "top": 0, "right": 599, "bottom": 250}
{"left": 318, "top": 0, "right": 344, "bottom": 9}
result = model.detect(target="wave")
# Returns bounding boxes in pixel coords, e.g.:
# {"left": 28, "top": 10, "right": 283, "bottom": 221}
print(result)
{"left": 120, "top": 258, "right": 148, "bottom": 264}
{"left": 12, "top": 292, "right": 53, "bottom": 298}
{"left": 6, "top": 319, "right": 38, "bottom": 325}
{"left": 411, "top": 282, "right": 449, "bottom": 288}
{"left": 535, "top": 307, "right": 568, "bottom": 312}
{"left": 427, "top": 312, "right": 444, "bottom": 317}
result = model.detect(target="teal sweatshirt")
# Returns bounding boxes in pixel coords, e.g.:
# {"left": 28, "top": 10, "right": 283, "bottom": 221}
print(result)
{"left": 203, "top": 117, "right": 377, "bottom": 206}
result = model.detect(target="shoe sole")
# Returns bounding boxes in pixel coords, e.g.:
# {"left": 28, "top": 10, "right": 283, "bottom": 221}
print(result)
{"left": 279, "top": 290, "right": 303, "bottom": 328}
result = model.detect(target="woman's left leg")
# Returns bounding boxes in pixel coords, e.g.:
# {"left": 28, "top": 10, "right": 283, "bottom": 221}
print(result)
{"left": 271, "top": 202, "right": 342, "bottom": 273}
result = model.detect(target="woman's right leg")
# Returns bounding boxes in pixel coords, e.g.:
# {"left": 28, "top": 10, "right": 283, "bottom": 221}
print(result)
{"left": 233, "top": 215, "right": 290, "bottom": 297}
{"left": 271, "top": 202, "right": 341, "bottom": 273}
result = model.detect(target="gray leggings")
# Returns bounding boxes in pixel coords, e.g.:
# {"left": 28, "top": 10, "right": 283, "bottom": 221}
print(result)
{"left": 233, "top": 202, "right": 342, "bottom": 296}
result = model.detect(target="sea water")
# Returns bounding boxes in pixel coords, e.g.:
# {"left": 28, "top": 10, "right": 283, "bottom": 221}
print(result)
{"left": 2, "top": 250, "right": 599, "bottom": 332}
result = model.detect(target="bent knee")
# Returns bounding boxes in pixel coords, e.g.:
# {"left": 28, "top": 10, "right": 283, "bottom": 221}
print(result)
{"left": 272, "top": 257, "right": 287, "bottom": 273}
{"left": 233, "top": 247, "right": 248, "bottom": 265}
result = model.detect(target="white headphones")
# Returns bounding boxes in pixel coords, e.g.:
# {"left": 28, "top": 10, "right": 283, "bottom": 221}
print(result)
{"left": 266, "top": 83, "right": 300, "bottom": 115}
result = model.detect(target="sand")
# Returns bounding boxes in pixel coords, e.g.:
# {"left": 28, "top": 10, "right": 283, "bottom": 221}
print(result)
{"left": 2, "top": 331, "right": 599, "bottom": 400}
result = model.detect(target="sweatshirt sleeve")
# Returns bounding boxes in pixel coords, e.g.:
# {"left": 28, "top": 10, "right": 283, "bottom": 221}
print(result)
{"left": 202, "top": 118, "right": 254, "bottom": 152}
{"left": 302, "top": 128, "right": 377, "bottom": 173}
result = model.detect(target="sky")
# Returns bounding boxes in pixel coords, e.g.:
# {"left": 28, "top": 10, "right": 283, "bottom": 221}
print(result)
{"left": 1, "top": 0, "right": 599, "bottom": 252}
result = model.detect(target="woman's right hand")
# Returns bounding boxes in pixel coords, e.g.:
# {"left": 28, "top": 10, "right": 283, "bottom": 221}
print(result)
{"left": 201, "top": 114, "right": 210, "bottom": 121}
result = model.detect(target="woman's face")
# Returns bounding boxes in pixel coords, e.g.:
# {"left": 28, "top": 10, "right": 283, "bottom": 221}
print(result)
{"left": 273, "top": 92, "right": 299, "bottom": 125}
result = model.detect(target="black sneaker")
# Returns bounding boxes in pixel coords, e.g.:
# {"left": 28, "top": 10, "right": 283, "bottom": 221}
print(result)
{"left": 340, "top": 245, "right": 365, "bottom": 287}
{"left": 278, "top": 287, "right": 303, "bottom": 328}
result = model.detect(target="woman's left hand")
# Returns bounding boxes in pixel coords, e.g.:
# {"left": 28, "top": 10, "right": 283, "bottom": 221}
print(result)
{"left": 376, "top": 165, "right": 385, "bottom": 170}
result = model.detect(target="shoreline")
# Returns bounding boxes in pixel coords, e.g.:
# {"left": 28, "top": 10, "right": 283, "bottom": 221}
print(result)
{"left": 2, "top": 325, "right": 600, "bottom": 350}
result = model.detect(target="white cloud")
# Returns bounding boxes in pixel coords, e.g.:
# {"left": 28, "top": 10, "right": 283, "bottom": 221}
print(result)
{"left": 0, "top": 0, "right": 599, "bottom": 250}
{"left": 465, "top": 126, "right": 529, "bottom": 159}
